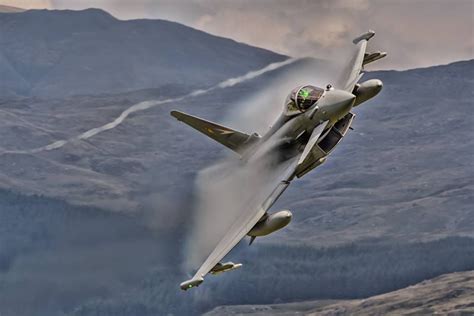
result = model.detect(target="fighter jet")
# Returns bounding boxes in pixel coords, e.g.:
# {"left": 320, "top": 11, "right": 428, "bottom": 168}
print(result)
{"left": 171, "top": 31, "right": 386, "bottom": 290}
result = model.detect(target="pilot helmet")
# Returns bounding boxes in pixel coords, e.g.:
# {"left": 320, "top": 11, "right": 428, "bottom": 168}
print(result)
{"left": 284, "top": 85, "right": 324, "bottom": 115}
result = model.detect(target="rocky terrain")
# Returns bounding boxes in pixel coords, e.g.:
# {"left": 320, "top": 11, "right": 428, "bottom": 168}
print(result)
{"left": 205, "top": 271, "right": 474, "bottom": 315}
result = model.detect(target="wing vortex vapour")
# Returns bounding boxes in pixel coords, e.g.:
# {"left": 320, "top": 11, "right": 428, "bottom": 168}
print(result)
{"left": 0, "top": 58, "right": 297, "bottom": 156}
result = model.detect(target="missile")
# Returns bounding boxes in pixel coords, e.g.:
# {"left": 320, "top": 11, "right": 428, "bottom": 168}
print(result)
{"left": 180, "top": 277, "right": 204, "bottom": 291}
{"left": 210, "top": 262, "right": 243, "bottom": 275}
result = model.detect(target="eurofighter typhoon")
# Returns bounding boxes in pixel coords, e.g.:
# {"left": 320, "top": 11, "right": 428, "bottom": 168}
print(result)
{"left": 171, "top": 31, "right": 387, "bottom": 290}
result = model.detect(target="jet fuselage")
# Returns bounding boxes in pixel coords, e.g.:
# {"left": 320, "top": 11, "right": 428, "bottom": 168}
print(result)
{"left": 244, "top": 87, "right": 357, "bottom": 167}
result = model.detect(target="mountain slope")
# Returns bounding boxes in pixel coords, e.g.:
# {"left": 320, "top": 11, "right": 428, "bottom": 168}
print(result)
{"left": 0, "top": 9, "right": 286, "bottom": 97}
{"left": 1, "top": 186, "right": 472, "bottom": 316}
{"left": 0, "top": 59, "right": 471, "bottom": 233}
{"left": 205, "top": 271, "right": 474, "bottom": 315}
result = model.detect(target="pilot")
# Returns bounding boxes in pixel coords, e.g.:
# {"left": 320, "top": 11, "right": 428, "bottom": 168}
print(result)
{"left": 285, "top": 85, "right": 324, "bottom": 116}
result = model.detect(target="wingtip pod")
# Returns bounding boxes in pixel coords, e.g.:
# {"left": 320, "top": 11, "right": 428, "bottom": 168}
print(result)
{"left": 353, "top": 30, "right": 375, "bottom": 44}
{"left": 180, "top": 277, "right": 204, "bottom": 291}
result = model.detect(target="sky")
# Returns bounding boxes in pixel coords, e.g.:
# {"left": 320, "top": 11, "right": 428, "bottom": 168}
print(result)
{"left": 2, "top": 0, "right": 473, "bottom": 70}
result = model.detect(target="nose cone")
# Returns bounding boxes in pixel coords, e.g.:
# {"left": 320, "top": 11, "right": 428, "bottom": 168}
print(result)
{"left": 317, "top": 89, "right": 355, "bottom": 122}
{"left": 329, "top": 90, "right": 355, "bottom": 120}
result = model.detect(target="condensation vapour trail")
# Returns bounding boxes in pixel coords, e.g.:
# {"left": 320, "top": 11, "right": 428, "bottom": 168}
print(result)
{"left": 0, "top": 58, "right": 297, "bottom": 156}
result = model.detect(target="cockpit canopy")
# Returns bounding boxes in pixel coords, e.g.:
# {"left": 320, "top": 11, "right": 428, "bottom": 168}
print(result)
{"left": 284, "top": 85, "right": 324, "bottom": 116}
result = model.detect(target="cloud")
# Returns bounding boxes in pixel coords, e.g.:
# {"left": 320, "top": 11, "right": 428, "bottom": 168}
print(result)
{"left": 47, "top": 0, "right": 474, "bottom": 70}
{"left": 0, "top": 0, "right": 52, "bottom": 9}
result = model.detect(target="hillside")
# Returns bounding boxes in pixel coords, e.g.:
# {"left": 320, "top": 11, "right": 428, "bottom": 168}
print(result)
{"left": 0, "top": 9, "right": 286, "bottom": 97}
{"left": 1, "top": 188, "right": 473, "bottom": 315}
{"left": 0, "top": 59, "right": 472, "bottom": 241}
{"left": 205, "top": 271, "right": 474, "bottom": 315}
